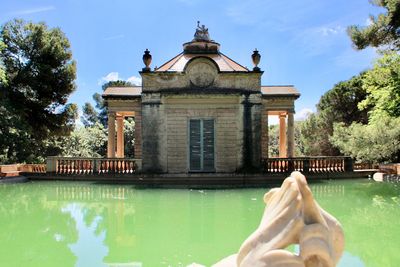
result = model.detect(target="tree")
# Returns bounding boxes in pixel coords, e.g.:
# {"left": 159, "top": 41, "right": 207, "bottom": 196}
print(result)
{"left": 0, "top": 19, "right": 77, "bottom": 163}
{"left": 124, "top": 118, "right": 136, "bottom": 158}
{"left": 59, "top": 123, "right": 107, "bottom": 157}
{"left": 331, "top": 116, "right": 400, "bottom": 163}
{"left": 300, "top": 113, "right": 340, "bottom": 156}
{"left": 317, "top": 73, "right": 369, "bottom": 125}
{"left": 78, "top": 80, "right": 137, "bottom": 157}
{"left": 268, "top": 122, "right": 305, "bottom": 157}
{"left": 101, "top": 80, "right": 133, "bottom": 92}
{"left": 0, "top": 40, "right": 6, "bottom": 85}
{"left": 300, "top": 74, "right": 369, "bottom": 156}
{"left": 348, "top": 0, "right": 400, "bottom": 51}
{"left": 81, "top": 102, "right": 99, "bottom": 127}
{"left": 82, "top": 80, "right": 134, "bottom": 127}
{"left": 358, "top": 52, "right": 400, "bottom": 121}
{"left": 330, "top": 53, "right": 400, "bottom": 163}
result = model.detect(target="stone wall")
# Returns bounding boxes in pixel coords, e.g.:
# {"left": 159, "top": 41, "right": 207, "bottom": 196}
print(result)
{"left": 140, "top": 93, "right": 263, "bottom": 173}
{"left": 141, "top": 71, "right": 262, "bottom": 92}
{"left": 141, "top": 94, "right": 167, "bottom": 172}
{"left": 163, "top": 94, "right": 243, "bottom": 173}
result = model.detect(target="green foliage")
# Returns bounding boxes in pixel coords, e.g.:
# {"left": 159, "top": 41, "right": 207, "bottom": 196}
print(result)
{"left": 0, "top": 19, "right": 77, "bottom": 163}
{"left": 73, "top": 80, "right": 137, "bottom": 158}
{"left": 318, "top": 73, "right": 369, "bottom": 124}
{"left": 299, "top": 113, "right": 341, "bottom": 156}
{"left": 331, "top": 116, "right": 400, "bottom": 163}
{"left": 0, "top": 40, "right": 6, "bottom": 85}
{"left": 332, "top": 3, "right": 400, "bottom": 164}
{"left": 81, "top": 102, "right": 99, "bottom": 127}
{"left": 101, "top": 80, "right": 133, "bottom": 91}
{"left": 268, "top": 122, "right": 305, "bottom": 157}
{"left": 348, "top": 0, "right": 400, "bottom": 51}
{"left": 59, "top": 118, "right": 136, "bottom": 158}
{"left": 59, "top": 123, "right": 107, "bottom": 157}
{"left": 329, "top": 53, "right": 400, "bottom": 163}
{"left": 358, "top": 52, "right": 400, "bottom": 121}
{"left": 92, "top": 92, "right": 107, "bottom": 126}
{"left": 300, "top": 74, "right": 369, "bottom": 156}
{"left": 124, "top": 118, "right": 135, "bottom": 157}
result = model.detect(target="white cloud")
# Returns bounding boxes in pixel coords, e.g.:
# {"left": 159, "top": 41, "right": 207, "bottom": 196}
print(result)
{"left": 127, "top": 75, "right": 142, "bottom": 86}
{"left": 98, "top": 72, "right": 142, "bottom": 86}
{"left": 295, "top": 108, "right": 313, "bottom": 121}
{"left": 11, "top": 6, "right": 55, "bottom": 15}
{"left": 318, "top": 26, "right": 344, "bottom": 36}
{"left": 98, "top": 72, "right": 120, "bottom": 85}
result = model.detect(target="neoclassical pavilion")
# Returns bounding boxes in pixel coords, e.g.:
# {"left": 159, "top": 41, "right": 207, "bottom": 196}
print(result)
{"left": 103, "top": 23, "right": 300, "bottom": 173}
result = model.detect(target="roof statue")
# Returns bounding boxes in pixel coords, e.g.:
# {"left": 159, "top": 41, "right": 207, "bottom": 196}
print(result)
{"left": 194, "top": 21, "right": 211, "bottom": 41}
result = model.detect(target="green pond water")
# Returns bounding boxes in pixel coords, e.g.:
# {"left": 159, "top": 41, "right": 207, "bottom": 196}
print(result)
{"left": 0, "top": 179, "right": 399, "bottom": 267}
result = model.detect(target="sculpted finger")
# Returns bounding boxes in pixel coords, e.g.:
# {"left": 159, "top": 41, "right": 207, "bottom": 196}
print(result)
{"left": 292, "top": 171, "right": 326, "bottom": 226}
{"left": 320, "top": 208, "right": 345, "bottom": 265}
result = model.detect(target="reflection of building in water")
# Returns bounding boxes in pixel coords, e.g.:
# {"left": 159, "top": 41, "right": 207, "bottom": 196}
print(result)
{"left": 310, "top": 184, "right": 345, "bottom": 198}
{"left": 55, "top": 185, "right": 135, "bottom": 201}
{"left": 49, "top": 184, "right": 261, "bottom": 266}
{"left": 53, "top": 185, "right": 137, "bottom": 264}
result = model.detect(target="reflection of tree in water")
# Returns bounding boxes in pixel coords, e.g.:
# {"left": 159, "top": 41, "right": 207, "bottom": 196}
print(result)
{"left": 0, "top": 182, "right": 78, "bottom": 266}
{"left": 2, "top": 181, "right": 397, "bottom": 266}
{"left": 55, "top": 184, "right": 264, "bottom": 266}
{"left": 312, "top": 180, "right": 400, "bottom": 266}
{"left": 55, "top": 184, "right": 138, "bottom": 265}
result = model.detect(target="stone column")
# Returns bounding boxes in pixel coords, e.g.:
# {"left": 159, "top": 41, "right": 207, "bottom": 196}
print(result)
{"left": 134, "top": 110, "right": 142, "bottom": 159}
{"left": 261, "top": 111, "right": 269, "bottom": 159}
{"left": 116, "top": 116, "right": 124, "bottom": 158}
{"left": 287, "top": 112, "right": 295, "bottom": 158}
{"left": 107, "top": 112, "right": 116, "bottom": 158}
{"left": 279, "top": 113, "right": 287, "bottom": 158}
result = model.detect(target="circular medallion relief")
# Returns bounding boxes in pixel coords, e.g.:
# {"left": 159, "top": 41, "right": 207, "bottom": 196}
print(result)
{"left": 187, "top": 61, "right": 217, "bottom": 88}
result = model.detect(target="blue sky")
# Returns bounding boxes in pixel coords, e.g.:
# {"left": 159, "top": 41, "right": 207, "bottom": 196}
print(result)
{"left": 1, "top": 0, "right": 381, "bottom": 120}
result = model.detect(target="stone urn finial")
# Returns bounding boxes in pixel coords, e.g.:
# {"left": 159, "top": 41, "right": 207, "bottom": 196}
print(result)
{"left": 142, "top": 49, "right": 152, "bottom": 72}
{"left": 252, "top": 48, "right": 261, "bottom": 71}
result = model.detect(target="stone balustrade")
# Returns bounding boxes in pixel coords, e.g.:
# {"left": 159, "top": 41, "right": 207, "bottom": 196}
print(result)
{"left": 263, "top": 156, "right": 353, "bottom": 173}
{"left": 46, "top": 157, "right": 142, "bottom": 175}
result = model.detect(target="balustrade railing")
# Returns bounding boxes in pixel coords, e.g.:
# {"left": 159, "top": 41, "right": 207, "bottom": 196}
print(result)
{"left": 263, "top": 157, "right": 353, "bottom": 174}
{"left": 47, "top": 157, "right": 142, "bottom": 175}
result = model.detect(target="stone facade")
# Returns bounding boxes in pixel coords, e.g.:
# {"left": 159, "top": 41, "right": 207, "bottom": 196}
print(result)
{"left": 103, "top": 24, "right": 300, "bottom": 174}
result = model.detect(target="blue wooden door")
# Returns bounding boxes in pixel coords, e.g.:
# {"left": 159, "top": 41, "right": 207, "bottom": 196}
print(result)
{"left": 189, "top": 119, "right": 215, "bottom": 172}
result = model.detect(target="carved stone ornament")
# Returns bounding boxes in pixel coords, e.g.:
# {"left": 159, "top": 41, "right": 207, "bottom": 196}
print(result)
{"left": 252, "top": 49, "right": 261, "bottom": 71}
{"left": 142, "top": 49, "right": 152, "bottom": 71}
{"left": 187, "top": 172, "right": 345, "bottom": 267}
{"left": 194, "top": 21, "right": 211, "bottom": 41}
{"left": 186, "top": 59, "right": 217, "bottom": 88}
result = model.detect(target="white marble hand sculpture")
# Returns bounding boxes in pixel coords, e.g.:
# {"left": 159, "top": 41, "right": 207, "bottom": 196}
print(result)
{"left": 212, "top": 171, "right": 344, "bottom": 267}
